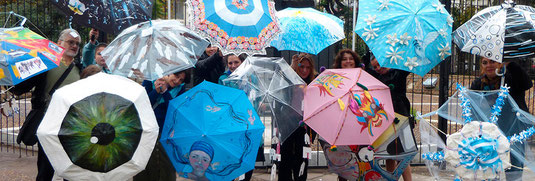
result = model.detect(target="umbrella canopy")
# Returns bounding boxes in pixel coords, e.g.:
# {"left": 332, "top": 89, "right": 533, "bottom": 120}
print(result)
{"left": 0, "top": 27, "right": 63, "bottom": 85}
{"left": 221, "top": 57, "right": 306, "bottom": 143}
{"left": 355, "top": 0, "right": 453, "bottom": 76}
{"left": 186, "top": 0, "right": 280, "bottom": 56}
{"left": 453, "top": 1, "right": 535, "bottom": 62}
{"left": 51, "top": 0, "right": 153, "bottom": 35}
{"left": 319, "top": 113, "right": 417, "bottom": 181}
{"left": 420, "top": 85, "right": 535, "bottom": 180}
{"left": 161, "top": 81, "right": 265, "bottom": 181}
{"left": 303, "top": 68, "right": 395, "bottom": 146}
{"left": 270, "top": 7, "right": 344, "bottom": 55}
{"left": 36, "top": 73, "right": 159, "bottom": 181}
{"left": 102, "top": 19, "right": 209, "bottom": 80}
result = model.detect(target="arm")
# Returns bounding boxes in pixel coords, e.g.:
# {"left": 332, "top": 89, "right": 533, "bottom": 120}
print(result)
{"left": 506, "top": 61, "right": 533, "bottom": 91}
{"left": 195, "top": 52, "right": 224, "bottom": 73}
{"left": 10, "top": 72, "right": 44, "bottom": 96}
{"left": 142, "top": 80, "right": 160, "bottom": 105}
{"left": 81, "top": 42, "right": 98, "bottom": 68}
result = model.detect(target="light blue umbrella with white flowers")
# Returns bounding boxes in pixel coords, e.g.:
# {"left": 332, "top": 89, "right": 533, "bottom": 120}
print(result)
{"left": 355, "top": 0, "right": 453, "bottom": 76}
{"left": 270, "top": 8, "right": 345, "bottom": 55}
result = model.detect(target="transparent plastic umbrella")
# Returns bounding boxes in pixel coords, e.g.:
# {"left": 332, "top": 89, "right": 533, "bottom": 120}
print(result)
{"left": 221, "top": 57, "right": 306, "bottom": 143}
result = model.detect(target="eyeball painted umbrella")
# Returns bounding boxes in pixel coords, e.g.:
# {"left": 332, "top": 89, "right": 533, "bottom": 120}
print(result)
{"left": 50, "top": 0, "right": 153, "bottom": 35}
{"left": 186, "top": 0, "right": 280, "bottom": 56}
{"left": 355, "top": 0, "right": 453, "bottom": 76}
{"left": 0, "top": 27, "right": 63, "bottom": 85}
{"left": 36, "top": 73, "right": 159, "bottom": 181}
{"left": 221, "top": 56, "right": 306, "bottom": 143}
{"left": 161, "top": 81, "right": 265, "bottom": 181}
{"left": 453, "top": 0, "right": 535, "bottom": 63}
{"left": 270, "top": 7, "right": 345, "bottom": 55}
{"left": 101, "top": 19, "right": 209, "bottom": 80}
{"left": 303, "top": 68, "right": 395, "bottom": 146}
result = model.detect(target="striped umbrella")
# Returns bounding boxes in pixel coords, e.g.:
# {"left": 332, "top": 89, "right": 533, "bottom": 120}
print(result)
{"left": 186, "top": 0, "right": 280, "bottom": 56}
{"left": 453, "top": 0, "right": 535, "bottom": 62}
{"left": 270, "top": 8, "right": 344, "bottom": 55}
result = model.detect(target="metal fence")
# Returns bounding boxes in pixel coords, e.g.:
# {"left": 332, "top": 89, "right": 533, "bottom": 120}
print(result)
{"left": 1, "top": 0, "right": 535, "bottom": 170}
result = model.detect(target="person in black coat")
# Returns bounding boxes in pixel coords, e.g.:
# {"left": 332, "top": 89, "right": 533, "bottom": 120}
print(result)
{"left": 193, "top": 46, "right": 225, "bottom": 86}
{"left": 367, "top": 55, "right": 413, "bottom": 181}
{"left": 470, "top": 57, "right": 533, "bottom": 181}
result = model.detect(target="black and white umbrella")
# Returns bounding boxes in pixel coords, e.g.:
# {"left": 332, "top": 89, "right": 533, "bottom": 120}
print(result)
{"left": 453, "top": 0, "right": 535, "bottom": 62}
{"left": 37, "top": 73, "right": 159, "bottom": 180}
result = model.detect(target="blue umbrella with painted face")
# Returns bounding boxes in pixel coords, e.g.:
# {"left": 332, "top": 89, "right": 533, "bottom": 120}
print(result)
{"left": 355, "top": 0, "right": 453, "bottom": 76}
{"left": 161, "top": 81, "right": 265, "bottom": 181}
{"left": 51, "top": 0, "right": 153, "bottom": 35}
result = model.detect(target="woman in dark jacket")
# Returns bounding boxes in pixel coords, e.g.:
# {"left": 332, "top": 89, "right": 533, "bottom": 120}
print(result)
{"left": 193, "top": 46, "right": 225, "bottom": 86}
{"left": 134, "top": 70, "right": 190, "bottom": 181}
{"left": 470, "top": 57, "right": 533, "bottom": 181}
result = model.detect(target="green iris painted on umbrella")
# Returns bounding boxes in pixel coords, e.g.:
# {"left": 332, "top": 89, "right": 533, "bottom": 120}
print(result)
{"left": 59, "top": 92, "right": 142, "bottom": 172}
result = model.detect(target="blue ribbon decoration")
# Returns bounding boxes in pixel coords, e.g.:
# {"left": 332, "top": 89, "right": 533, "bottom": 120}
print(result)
{"left": 457, "top": 135, "right": 502, "bottom": 172}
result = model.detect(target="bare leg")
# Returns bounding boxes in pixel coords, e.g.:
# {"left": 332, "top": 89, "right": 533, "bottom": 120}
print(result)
{"left": 386, "top": 160, "right": 412, "bottom": 181}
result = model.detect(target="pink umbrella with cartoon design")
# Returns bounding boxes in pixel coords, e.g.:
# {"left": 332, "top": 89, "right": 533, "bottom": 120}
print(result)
{"left": 303, "top": 68, "right": 395, "bottom": 146}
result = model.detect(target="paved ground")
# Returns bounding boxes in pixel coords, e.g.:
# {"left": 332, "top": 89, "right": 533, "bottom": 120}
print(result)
{"left": 0, "top": 145, "right": 443, "bottom": 181}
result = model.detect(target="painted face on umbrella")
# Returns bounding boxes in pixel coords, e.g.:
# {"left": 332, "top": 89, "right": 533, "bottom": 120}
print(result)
{"left": 227, "top": 55, "right": 242, "bottom": 72}
{"left": 341, "top": 53, "right": 356, "bottom": 69}
{"left": 189, "top": 150, "right": 212, "bottom": 174}
{"left": 481, "top": 57, "right": 502, "bottom": 79}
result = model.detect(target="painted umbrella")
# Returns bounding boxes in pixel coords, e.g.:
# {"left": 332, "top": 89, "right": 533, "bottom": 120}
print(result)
{"left": 420, "top": 85, "right": 535, "bottom": 180}
{"left": 319, "top": 114, "right": 417, "bottom": 181}
{"left": 101, "top": 19, "right": 209, "bottom": 80}
{"left": 221, "top": 56, "right": 306, "bottom": 143}
{"left": 36, "top": 73, "right": 159, "bottom": 181}
{"left": 186, "top": 0, "right": 280, "bottom": 56}
{"left": 161, "top": 81, "right": 265, "bottom": 181}
{"left": 453, "top": 0, "right": 535, "bottom": 62}
{"left": 0, "top": 27, "right": 63, "bottom": 85}
{"left": 270, "top": 7, "right": 345, "bottom": 55}
{"left": 51, "top": 0, "right": 153, "bottom": 35}
{"left": 303, "top": 68, "right": 395, "bottom": 146}
{"left": 355, "top": 0, "right": 453, "bottom": 76}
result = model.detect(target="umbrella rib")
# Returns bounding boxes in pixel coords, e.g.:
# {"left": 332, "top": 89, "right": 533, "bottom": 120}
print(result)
{"left": 331, "top": 92, "right": 353, "bottom": 146}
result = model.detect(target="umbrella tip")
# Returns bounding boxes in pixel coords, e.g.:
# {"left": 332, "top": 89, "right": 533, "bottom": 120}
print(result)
{"left": 319, "top": 66, "right": 326, "bottom": 73}
{"left": 330, "top": 145, "right": 337, "bottom": 151}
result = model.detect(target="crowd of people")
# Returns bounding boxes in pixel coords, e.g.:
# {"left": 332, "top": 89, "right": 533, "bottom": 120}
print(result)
{"left": 10, "top": 26, "right": 533, "bottom": 181}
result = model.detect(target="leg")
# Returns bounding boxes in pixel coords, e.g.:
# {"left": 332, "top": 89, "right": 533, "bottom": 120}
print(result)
{"left": 37, "top": 143, "right": 54, "bottom": 181}
{"left": 401, "top": 164, "right": 412, "bottom": 181}
{"left": 240, "top": 169, "right": 254, "bottom": 181}
{"left": 385, "top": 159, "right": 396, "bottom": 172}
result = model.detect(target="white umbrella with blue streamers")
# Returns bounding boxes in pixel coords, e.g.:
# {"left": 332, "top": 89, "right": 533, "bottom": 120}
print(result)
{"left": 355, "top": 0, "right": 453, "bottom": 76}
{"left": 186, "top": 0, "right": 280, "bottom": 56}
{"left": 270, "top": 8, "right": 345, "bottom": 55}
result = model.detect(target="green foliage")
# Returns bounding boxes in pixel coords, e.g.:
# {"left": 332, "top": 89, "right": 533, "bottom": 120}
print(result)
{"left": 152, "top": 0, "right": 167, "bottom": 19}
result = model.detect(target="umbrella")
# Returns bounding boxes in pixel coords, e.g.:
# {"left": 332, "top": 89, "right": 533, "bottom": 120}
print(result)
{"left": 355, "top": 0, "right": 453, "bottom": 76}
{"left": 453, "top": 0, "right": 535, "bottom": 62}
{"left": 36, "top": 73, "right": 159, "bottom": 180}
{"left": 420, "top": 84, "right": 535, "bottom": 180}
{"left": 161, "top": 81, "right": 265, "bottom": 181}
{"left": 50, "top": 0, "right": 153, "bottom": 35}
{"left": 319, "top": 113, "right": 417, "bottom": 181}
{"left": 186, "top": 0, "right": 280, "bottom": 56}
{"left": 221, "top": 57, "right": 306, "bottom": 143}
{"left": 303, "top": 68, "right": 395, "bottom": 146}
{"left": 270, "top": 7, "right": 344, "bottom": 55}
{"left": 101, "top": 19, "right": 209, "bottom": 80}
{"left": 0, "top": 27, "right": 63, "bottom": 85}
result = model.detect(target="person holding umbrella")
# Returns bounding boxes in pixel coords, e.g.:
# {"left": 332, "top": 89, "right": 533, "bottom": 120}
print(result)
{"left": 470, "top": 57, "right": 533, "bottom": 180}
{"left": 275, "top": 53, "right": 317, "bottom": 181}
{"left": 11, "top": 28, "right": 83, "bottom": 181}
{"left": 135, "top": 70, "right": 190, "bottom": 181}
{"left": 218, "top": 54, "right": 247, "bottom": 85}
{"left": 194, "top": 45, "right": 225, "bottom": 86}
{"left": 368, "top": 54, "right": 413, "bottom": 181}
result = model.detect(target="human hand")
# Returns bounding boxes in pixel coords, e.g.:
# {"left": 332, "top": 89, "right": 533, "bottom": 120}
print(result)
{"left": 89, "top": 28, "right": 99, "bottom": 45}
{"left": 154, "top": 77, "right": 168, "bottom": 94}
